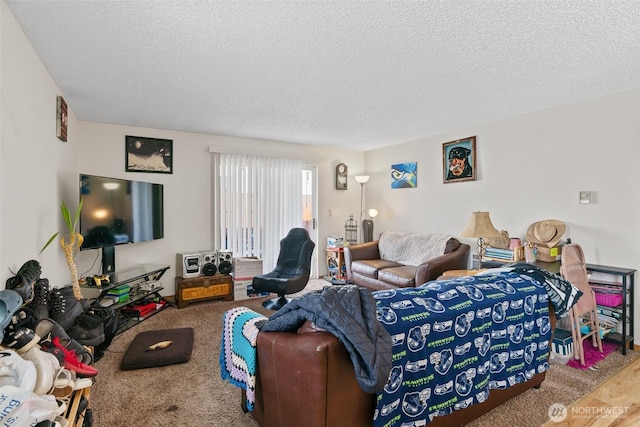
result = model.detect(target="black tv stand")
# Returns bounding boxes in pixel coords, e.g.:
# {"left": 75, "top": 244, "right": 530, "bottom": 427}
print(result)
{"left": 84, "top": 263, "right": 171, "bottom": 337}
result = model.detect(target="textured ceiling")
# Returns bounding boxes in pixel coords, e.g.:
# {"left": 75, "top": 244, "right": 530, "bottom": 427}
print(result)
{"left": 7, "top": 1, "right": 640, "bottom": 151}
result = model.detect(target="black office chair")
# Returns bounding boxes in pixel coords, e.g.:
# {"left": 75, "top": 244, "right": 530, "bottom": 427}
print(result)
{"left": 252, "top": 228, "right": 316, "bottom": 310}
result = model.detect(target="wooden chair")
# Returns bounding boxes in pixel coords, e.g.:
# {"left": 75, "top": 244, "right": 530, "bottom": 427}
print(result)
{"left": 560, "top": 243, "right": 603, "bottom": 365}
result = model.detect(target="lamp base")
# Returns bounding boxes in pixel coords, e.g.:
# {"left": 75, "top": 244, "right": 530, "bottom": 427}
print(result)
{"left": 363, "top": 219, "right": 373, "bottom": 242}
{"left": 477, "top": 237, "right": 486, "bottom": 259}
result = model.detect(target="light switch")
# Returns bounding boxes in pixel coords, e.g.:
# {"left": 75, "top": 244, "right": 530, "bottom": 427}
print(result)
{"left": 579, "top": 191, "right": 591, "bottom": 204}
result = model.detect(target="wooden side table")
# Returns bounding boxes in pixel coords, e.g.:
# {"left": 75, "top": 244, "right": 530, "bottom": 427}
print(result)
{"left": 175, "top": 275, "right": 233, "bottom": 309}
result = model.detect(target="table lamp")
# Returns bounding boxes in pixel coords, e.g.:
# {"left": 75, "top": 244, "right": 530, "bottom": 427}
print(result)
{"left": 460, "top": 211, "right": 501, "bottom": 259}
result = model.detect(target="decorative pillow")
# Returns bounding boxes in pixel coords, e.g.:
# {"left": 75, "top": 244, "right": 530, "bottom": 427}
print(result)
{"left": 121, "top": 327, "right": 194, "bottom": 370}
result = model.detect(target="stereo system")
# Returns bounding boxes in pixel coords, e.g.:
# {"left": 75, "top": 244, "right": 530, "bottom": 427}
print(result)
{"left": 176, "top": 250, "right": 234, "bottom": 278}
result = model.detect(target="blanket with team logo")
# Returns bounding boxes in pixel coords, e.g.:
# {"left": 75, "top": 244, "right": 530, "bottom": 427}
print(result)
{"left": 371, "top": 270, "right": 551, "bottom": 426}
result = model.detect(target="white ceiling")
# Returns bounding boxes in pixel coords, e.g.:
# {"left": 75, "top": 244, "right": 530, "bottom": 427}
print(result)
{"left": 7, "top": 1, "right": 640, "bottom": 151}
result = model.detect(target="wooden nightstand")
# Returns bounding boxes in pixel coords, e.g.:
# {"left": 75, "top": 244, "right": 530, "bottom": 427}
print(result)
{"left": 175, "top": 275, "right": 233, "bottom": 308}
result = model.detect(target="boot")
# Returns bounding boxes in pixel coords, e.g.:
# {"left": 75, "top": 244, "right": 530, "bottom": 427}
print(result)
{"left": 27, "top": 278, "right": 50, "bottom": 322}
{"left": 48, "top": 286, "right": 84, "bottom": 330}
{"left": 67, "top": 313, "right": 105, "bottom": 347}
{"left": 6, "top": 259, "right": 41, "bottom": 304}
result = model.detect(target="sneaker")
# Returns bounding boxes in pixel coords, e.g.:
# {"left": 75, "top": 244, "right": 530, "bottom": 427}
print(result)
{"left": 48, "top": 286, "right": 85, "bottom": 330}
{"left": 5, "top": 259, "right": 41, "bottom": 303}
{"left": 41, "top": 337, "right": 98, "bottom": 378}
{"left": 2, "top": 306, "right": 38, "bottom": 346}
{"left": 50, "top": 367, "right": 92, "bottom": 400}
{"left": 35, "top": 318, "right": 93, "bottom": 365}
{"left": 4, "top": 327, "right": 40, "bottom": 354}
{"left": 20, "top": 345, "right": 61, "bottom": 395}
{"left": 28, "top": 278, "right": 51, "bottom": 322}
{"left": 0, "top": 348, "right": 37, "bottom": 391}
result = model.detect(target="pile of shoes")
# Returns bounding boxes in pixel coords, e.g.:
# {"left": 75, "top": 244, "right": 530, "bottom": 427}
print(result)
{"left": 2, "top": 260, "right": 101, "bottom": 426}
{"left": 6, "top": 259, "right": 106, "bottom": 347}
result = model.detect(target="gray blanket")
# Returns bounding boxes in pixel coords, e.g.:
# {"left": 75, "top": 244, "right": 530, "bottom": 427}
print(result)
{"left": 259, "top": 285, "right": 392, "bottom": 393}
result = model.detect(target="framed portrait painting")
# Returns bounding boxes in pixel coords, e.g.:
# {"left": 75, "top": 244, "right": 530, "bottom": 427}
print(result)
{"left": 125, "top": 135, "right": 173, "bottom": 174}
{"left": 443, "top": 136, "right": 476, "bottom": 183}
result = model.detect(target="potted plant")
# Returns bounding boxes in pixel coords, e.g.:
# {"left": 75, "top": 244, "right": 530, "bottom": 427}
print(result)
{"left": 41, "top": 199, "right": 84, "bottom": 300}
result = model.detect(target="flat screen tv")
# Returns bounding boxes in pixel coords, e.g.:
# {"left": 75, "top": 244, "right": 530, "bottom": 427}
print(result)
{"left": 79, "top": 174, "right": 164, "bottom": 274}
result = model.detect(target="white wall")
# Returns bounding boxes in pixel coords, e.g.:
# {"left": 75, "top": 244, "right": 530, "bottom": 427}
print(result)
{"left": 1, "top": 2, "right": 365, "bottom": 295}
{"left": 73, "top": 122, "right": 366, "bottom": 289}
{"left": 1, "top": 2, "right": 80, "bottom": 286}
{"left": 365, "top": 89, "right": 640, "bottom": 331}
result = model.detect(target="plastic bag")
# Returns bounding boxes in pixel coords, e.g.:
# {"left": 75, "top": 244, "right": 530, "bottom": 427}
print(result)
{"left": 0, "top": 385, "right": 63, "bottom": 425}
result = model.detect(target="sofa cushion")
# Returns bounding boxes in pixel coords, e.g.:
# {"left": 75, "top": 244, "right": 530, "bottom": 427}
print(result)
{"left": 378, "top": 232, "right": 453, "bottom": 266}
{"left": 378, "top": 266, "right": 417, "bottom": 287}
{"left": 351, "top": 259, "right": 403, "bottom": 279}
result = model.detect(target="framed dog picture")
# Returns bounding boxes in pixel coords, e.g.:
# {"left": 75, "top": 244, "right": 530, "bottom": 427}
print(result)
{"left": 443, "top": 136, "right": 476, "bottom": 183}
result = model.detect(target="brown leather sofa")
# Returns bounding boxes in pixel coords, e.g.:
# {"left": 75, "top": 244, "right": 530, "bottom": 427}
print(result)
{"left": 345, "top": 235, "right": 470, "bottom": 291}
{"left": 250, "top": 314, "right": 556, "bottom": 427}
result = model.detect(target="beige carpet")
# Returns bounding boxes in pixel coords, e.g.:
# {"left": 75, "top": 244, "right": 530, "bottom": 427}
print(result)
{"left": 90, "top": 279, "right": 639, "bottom": 426}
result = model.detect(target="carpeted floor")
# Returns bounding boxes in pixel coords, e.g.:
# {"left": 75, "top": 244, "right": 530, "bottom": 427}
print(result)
{"left": 90, "top": 279, "right": 639, "bottom": 426}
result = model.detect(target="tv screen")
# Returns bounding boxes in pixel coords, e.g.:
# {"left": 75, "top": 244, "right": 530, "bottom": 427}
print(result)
{"left": 79, "top": 174, "right": 164, "bottom": 250}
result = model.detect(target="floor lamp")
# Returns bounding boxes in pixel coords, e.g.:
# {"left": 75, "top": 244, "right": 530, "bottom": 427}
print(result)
{"left": 354, "top": 175, "right": 370, "bottom": 243}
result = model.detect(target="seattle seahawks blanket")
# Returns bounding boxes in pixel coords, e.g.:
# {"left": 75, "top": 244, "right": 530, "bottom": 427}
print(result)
{"left": 372, "top": 270, "right": 551, "bottom": 426}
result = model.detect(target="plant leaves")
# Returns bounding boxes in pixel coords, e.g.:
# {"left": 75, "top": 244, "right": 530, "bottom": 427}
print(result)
{"left": 40, "top": 232, "right": 59, "bottom": 254}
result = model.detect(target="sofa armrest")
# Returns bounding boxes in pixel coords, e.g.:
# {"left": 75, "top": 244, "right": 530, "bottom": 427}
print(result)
{"left": 254, "top": 327, "right": 375, "bottom": 427}
{"left": 344, "top": 241, "right": 380, "bottom": 279}
{"left": 415, "top": 243, "right": 470, "bottom": 286}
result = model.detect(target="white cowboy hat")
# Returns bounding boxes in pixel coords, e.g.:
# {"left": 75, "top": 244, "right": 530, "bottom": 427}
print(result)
{"left": 526, "top": 219, "right": 566, "bottom": 248}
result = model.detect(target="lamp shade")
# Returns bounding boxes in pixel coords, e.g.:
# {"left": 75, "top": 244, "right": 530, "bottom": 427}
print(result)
{"left": 354, "top": 175, "right": 370, "bottom": 184}
{"left": 460, "top": 212, "right": 501, "bottom": 238}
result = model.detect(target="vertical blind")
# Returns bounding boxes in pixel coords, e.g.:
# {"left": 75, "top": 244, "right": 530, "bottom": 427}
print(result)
{"left": 218, "top": 153, "right": 303, "bottom": 271}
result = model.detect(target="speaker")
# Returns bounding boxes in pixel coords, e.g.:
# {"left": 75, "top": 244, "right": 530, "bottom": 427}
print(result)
{"left": 176, "top": 252, "right": 202, "bottom": 278}
{"left": 200, "top": 251, "right": 218, "bottom": 276}
{"left": 217, "top": 250, "right": 233, "bottom": 275}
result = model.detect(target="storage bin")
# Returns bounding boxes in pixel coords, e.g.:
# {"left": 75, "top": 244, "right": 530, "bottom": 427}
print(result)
{"left": 594, "top": 292, "right": 622, "bottom": 307}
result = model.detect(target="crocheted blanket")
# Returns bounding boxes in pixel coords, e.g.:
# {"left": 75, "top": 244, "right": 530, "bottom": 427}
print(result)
{"left": 378, "top": 231, "right": 452, "bottom": 266}
{"left": 219, "top": 307, "right": 267, "bottom": 411}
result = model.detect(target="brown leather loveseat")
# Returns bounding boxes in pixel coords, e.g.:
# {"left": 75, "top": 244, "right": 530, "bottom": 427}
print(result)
{"left": 345, "top": 231, "right": 470, "bottom": 291}
{"left": 250, "top": 317, "right": 555, "bottom": 427}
